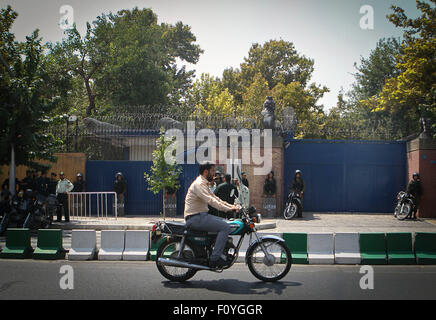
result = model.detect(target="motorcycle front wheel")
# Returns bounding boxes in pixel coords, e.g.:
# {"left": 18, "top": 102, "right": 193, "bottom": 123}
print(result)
{"left": 396, "top": 203, "right": 412, "bottom": 220}
{"left": 156, "top": 238, "right": 198, "bottom": 282}
{"left": 246, "top": 239, "right": 292, "bottom": 282}
{"left": 283, "top": 201, "right": 298, "bottom": 220}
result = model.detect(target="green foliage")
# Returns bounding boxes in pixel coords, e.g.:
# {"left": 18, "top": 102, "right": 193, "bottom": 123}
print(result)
{"left": 363, "top": 0, "right": 436, "bottom": 137}
{"left": 144, "top": 129, "right": 182, "bottom": 197}
{"left": 0, "top": 5, "right": 61, "bottom": 167}
{"left": 45, "top": 7, "right": 203, "bottom": 117}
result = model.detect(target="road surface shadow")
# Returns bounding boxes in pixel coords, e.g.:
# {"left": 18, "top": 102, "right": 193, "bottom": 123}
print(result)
{"left": 163, "top": 278, "right": 301, "bottom": 295}
{"left": 0, "top": 281, "right": 24, "bottom": 293}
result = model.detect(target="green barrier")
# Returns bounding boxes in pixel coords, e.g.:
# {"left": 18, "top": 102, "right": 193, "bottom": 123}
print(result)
{"left": 33, "top": 229, "right": 66, "bottom": 260}
{"left": 0, "top": 228, "right": 33, "bottom": 259}
{"left": 386, "top": 232, "right": 416, "bottom": 265}
{"left": 414, "top": 232, "right": 436, "bottom": 265}
{"left": 282, "top": 233, "right": 308, "bottom": 264}
{"left": 359, "top": 233, "right": 387, "bottom": 265}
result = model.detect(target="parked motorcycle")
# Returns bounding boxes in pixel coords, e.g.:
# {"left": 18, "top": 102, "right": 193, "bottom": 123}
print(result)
{"left": 283, "top": 191, "right": 302, "bottom": 220}
{"left": 0, "top": 190, "right": 32, "bottom": 235}
{"left": 23, "top": 192, "right": 53, "bottom": 230}
{"left": 152, "top": 206, "right": 292, "bottom": 282}
{"left": 394, "top": 191, "right": 416, "bottom": 220}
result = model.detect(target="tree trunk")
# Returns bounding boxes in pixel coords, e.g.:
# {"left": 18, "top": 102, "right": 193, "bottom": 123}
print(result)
{"left": 84, "top": 78, "right": 96, "bottom": 116}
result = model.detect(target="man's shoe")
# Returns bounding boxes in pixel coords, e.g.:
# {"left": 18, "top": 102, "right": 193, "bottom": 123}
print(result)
{"left": 209, "top": 257, "right": 227, "bottom": 269}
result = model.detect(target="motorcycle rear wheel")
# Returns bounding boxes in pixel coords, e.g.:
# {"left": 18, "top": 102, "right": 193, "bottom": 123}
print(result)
{"left": 156, "top": 238, "right": 198, "bottom": 282}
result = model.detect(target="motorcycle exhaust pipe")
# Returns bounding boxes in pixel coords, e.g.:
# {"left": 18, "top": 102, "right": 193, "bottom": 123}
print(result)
{"left": 157, "top": 257, "right": 213, "bottom": 271}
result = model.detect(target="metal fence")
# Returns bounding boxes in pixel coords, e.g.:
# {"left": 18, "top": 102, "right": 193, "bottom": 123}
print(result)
{"left": 68, "top": 192, "right": 118, "bottom": 219}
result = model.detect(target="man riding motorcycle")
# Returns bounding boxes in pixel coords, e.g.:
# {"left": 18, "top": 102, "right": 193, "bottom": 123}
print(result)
{"left": 184, "top": 162, "right": 240, "bottom": 269}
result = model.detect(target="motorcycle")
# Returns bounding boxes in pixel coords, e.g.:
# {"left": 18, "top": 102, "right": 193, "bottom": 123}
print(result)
{"left": 0, "top": 190, "right": 32, "bottom": 235}
{"left": 152, "top": 205, "right": 292, "bottom": 283}
{"left": 22, "top": 192, "right": 53, "bottom": 230}
{"left": 394, "top": 191, "right": 416, "bottom": 220}
{"left": 283, "top": 191, "right": 302, "bottom": 220}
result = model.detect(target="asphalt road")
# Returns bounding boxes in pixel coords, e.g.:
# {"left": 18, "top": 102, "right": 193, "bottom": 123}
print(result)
{"left": 0, "top": 260, "right": 435, "bottom": 300}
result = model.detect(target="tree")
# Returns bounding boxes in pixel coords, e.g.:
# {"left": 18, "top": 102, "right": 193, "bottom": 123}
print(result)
{"left": 47, "top": 7, "right": 203, "bottom": 116}
{"left": 364, "top": 0, "right": 436, "bottom": 137}
{"left": 186, "top": 73, "right": 236, "bottom": 121}
{"left": 94, "top": 8, "right": 202, "bottom": 109}
{"left": 336, "top": 38, "right": 406, "bottom": 140}
{"left": 240, "top": 40, "right": 314, "bottom": 90}
{"left": 0, "top": 6, "right": 61, "bottom": 185}
{"left": 144, "top": 129, "right": 182, "bottom": 220}
{"left": 239, "top": 73, "right": 270, "bottom": 123}
{"left": 47, "top": 21, "right": 109, "bottom": 116}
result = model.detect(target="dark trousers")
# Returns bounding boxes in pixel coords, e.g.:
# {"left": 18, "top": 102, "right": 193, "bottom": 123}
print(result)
{"left": 186, "top": 212, "right": 230, "bottom": 261}
{"left": 57, "top": 193, "right": 69, "bottom": 222}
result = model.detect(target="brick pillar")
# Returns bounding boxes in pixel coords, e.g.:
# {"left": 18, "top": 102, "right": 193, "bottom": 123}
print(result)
{"left": 406, "top": 138, "right": 436, "bottom": 218}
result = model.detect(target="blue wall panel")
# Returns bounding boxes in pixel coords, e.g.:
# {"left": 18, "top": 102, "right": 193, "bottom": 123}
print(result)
{"left": 86, "top": 160, "right": 198, "bottom": 216}
{"left": 284, "top": 140, "right": 406, "bottom": 213}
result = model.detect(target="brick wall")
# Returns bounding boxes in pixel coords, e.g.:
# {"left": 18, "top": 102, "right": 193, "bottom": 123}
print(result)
{"left": 213, "top": 145, "right": 284, "bottom": 217}
{"left": 406, "top": 139, "right": 436, "bottom": 218}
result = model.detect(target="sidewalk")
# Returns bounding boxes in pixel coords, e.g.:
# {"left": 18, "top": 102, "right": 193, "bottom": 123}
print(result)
{"left": 51, "top": 212, "right": 436, "bottom": 233}
{"left": 273, "top": 212, "right": 436, "bottom": 233}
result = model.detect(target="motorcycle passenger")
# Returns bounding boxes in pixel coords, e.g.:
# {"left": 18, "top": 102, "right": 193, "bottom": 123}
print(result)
{"left": 184, "top": 162, "right": 240, "bottom": 269}
{"left": 290, "top": 169, "right": 305, "bottom": 218}
{"left": 56, "top": 172, "right": 74, "bottom": 222}
{"left": 407, "top": 172, "right": 423, "bottom": 220}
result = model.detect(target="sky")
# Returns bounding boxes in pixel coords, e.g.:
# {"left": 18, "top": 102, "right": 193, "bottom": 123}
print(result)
{"left": 1, "top": 0, "right": 421, "bottom": 110}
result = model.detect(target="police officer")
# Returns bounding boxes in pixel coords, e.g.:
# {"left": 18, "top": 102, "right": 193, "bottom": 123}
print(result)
{"left": 73, "top": 173, "right": 86, "bottom": 192}
{"left": 35, "top": 171, "right": 50, "bottom": 197}
{"left": 47, "top": 173, "right": 58, "bottom": 195}
{"left": 290, "top": 169, "right": 305, "bottom": 218}
{"left": 407, "top": 172, "right": 423, "bottom": 219}
{"left": 56, "top": 172, "right": 74, "bottom": 222}
{"left": 113, "top": 172, "right": 127, "bottom": 216}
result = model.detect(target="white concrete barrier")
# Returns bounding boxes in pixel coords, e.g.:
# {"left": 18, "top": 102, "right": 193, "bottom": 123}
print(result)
{"left": 122, "top": 230, "right": 150, "bottom": 261}
{"left": 308, "top": 233, "right": 335, "bottom": 264}
{"left": 234, "top": 232, "right": 283, "bottom": 262}
{"left": 68, "top": 230, "right": 97, "bottom": 261}
{"left": 98, "top": 230, "right": 125, "bottom": 261}
{"left": 334, "top": 232, "right": 361, "bottom": 264}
